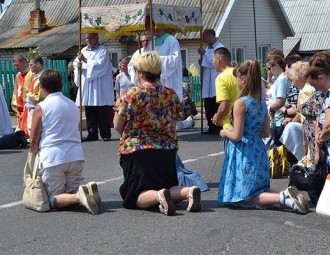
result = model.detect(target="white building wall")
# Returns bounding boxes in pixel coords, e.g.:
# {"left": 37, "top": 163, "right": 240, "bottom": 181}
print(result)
{"left": 219, "top": 0, "right": 287, "bottom": 62}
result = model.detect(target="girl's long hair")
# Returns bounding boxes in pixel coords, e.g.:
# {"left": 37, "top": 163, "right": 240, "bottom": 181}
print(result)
{"left": 230, "top": 60, "right": 262, "bottom": 126}
{"left": 233, "top": 59, "right": 262, "bottom": 100}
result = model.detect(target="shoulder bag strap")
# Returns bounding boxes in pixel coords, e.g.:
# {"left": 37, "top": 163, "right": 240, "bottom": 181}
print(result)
{"left": 32, "top": 153, "right": 40, "bottom": 180}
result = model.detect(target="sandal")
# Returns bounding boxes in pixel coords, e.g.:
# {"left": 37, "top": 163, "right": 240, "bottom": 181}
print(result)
{"left": 187, "top": 186, "right": 201, "bottom": 212}
{"left": 158, "top": 189, "right": 176, "bottom": 216}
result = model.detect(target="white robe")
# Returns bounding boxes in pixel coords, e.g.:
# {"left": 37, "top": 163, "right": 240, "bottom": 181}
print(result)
{"left": 201, "top": 41, "right": 224, "bottom": 98}
{"left": 0, "top": 86, "right": 13, "bottom": 138}
{"left": 128, "top": 35, "right": 183, "bottom": 101}
{"left": 74, "top": 44, "right": 114, "bottom": 106}
{"left": 155, "top": 34, "right": 183, "bottom": 101}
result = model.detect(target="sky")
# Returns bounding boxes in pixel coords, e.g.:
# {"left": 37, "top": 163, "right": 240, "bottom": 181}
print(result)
{"left": 0, "top": 0, "right": 11, "bottom": 18}
{"left": 1, "top": 0, "right": 11, "bottom": 10}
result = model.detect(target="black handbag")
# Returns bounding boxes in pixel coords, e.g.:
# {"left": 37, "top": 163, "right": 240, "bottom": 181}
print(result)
{"left": 288, "top": 165, "right": 310, "bottom": 191}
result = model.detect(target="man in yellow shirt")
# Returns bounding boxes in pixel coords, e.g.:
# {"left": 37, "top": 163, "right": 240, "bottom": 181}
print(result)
{"left": 211, "top": 47, "right": 239, "bottom": 132}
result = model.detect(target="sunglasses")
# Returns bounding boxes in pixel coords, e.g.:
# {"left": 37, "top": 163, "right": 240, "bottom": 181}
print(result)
{"left": 267, "top": 64, "right": 275, "bottom": 71}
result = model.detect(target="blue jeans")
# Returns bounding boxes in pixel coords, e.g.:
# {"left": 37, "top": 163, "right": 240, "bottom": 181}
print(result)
{"left": 272, "top": 125, "right": 283, "bottom": 147}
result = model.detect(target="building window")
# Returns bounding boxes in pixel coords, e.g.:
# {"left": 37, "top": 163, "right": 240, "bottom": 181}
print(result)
{"left": 108, "top": 51, "right": 121, "bottom": 69}
{"left": 181, "top": 48, "right": 188, "bottom": 69}
{"left": 231, "top": 47, "right": 245, "bottom": 63}
{"left": 258, "top": 45, "right": 270, "bottom": 63}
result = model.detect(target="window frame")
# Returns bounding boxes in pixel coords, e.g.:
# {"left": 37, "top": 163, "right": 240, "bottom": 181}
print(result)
{"left": 258, "top": 45, "right": 270, "bottom": 63}
{"left": 231, "top": 46, "right": 246, "bottom": 64}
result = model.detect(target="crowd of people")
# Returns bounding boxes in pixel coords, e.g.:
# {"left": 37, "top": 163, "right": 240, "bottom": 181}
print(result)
{"left": 2, "top": 25, "right": 330, "bottom": 217}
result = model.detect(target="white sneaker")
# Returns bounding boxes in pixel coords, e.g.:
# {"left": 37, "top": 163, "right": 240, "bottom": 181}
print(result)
{"left": 280, "top": 186, "right": 308, "bottom": 214}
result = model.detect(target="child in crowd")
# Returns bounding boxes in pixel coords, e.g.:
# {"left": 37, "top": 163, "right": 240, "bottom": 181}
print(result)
{"left": 218, "top": 59, "right": 309, "bottom": 214}
{"left": 114, "top": 56, "right": 134, "bottom": 100}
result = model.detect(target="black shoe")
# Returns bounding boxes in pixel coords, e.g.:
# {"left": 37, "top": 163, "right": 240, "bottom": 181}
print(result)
{"left": 102, "top": 137, "right": 111, "bottom": 142}
{"left": 82, "top": 136, "right": 99, "bottom": 142}
{"left": 15, "top": 131, "right": 28, "bottom": 148}
{"left": 202, "top": 128, "right": 214, "bottom": 135}
{"left": 212, "top": 127, "right": 222, "bottom": 135}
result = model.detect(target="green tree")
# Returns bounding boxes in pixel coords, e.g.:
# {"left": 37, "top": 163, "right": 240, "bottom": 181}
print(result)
{"left": 27, "top": 47, "right": 39, "bottom": 60}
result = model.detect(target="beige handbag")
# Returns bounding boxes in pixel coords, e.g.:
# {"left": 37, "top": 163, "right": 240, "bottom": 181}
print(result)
{"left": 22, "top": 152, "right": 50, "bottom": 212}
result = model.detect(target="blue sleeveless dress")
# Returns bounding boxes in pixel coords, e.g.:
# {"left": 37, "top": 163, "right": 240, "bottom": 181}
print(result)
{"left": 218, "top": 96, "right": 270, "bottom": 204}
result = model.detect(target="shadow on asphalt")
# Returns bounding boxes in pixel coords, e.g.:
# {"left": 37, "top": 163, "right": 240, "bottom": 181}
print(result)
{"left": 177, "top": 130, "right": 223, "bottom": 142}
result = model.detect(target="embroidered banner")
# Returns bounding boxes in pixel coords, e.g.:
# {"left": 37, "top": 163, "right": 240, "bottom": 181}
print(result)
{"left": 81, "top": 3, "right": 147, "bottom": 39}
{"left": 152, "top": 4, "right": 202, "bottom": 34}
{"left": 81, "top": 3, "right": 202, "bottom": 39}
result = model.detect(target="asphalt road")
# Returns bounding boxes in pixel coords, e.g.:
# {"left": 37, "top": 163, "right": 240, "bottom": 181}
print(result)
{"left": 1, "top": 115, "right": 330, "bottom": 255}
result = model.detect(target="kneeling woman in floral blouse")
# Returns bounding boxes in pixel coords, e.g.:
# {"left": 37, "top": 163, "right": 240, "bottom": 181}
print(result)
{"left": 114, "top": 51, "right": 201, "bottom": 216}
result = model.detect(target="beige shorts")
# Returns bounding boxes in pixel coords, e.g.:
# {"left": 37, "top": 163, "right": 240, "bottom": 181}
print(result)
{"left": 39, "top": 160, "right": 84, "bottom": 208}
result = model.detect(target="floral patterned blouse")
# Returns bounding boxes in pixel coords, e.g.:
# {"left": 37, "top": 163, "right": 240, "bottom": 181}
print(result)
{"left": 300, "top": 90, "right": 325, "bottom": 164}
{"left": 318, "top": 89, "right": 330, "bottom": 166}
{"left": 116, "top": 83, "right": 182, "bottom": 155}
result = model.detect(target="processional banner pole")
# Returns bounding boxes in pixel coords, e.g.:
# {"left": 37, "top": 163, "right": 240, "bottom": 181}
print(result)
{"left": 199, "top": 0, "right": 204, "bottom": 134}
{"left": 78, "top": 0, "right": 83, "bottom": 139}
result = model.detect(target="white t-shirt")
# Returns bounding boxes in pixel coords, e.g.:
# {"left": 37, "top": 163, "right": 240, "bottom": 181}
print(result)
{"left": 38, "top": 92, "right": 84, "bottom": 168}
{"left": 114, "top": 72, "right": 134, "bottom": 96}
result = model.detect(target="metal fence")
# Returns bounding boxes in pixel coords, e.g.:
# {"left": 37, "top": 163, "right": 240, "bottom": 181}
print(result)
{"left": 191, "top": 75, "right": 201, "bottom": 105}
{"left": 0, "top": 60, "right": 69, "bottom": 109}
{"left": 1, "top": 60, "right": 202, "bottom": 109}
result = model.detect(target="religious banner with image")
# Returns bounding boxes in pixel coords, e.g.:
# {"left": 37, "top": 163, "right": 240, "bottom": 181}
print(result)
{"left": 80, "top": 3, "right": 202, "bottom": 39}
{"left": 152, "top": 4, "right": 202, "bottom": 34}
{"left": 81, "top": 3, "right": 148, "bottom": 39}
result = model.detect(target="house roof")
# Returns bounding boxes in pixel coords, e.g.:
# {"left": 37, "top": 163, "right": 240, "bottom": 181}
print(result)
{"left": 283, "top": 0, "right": 330, "bottom": 55}
{"left": 283, "top": 37, "right": 301, "bottom": 57}
{"left": 0, "top": 0, "right": 292, "bottom": 55}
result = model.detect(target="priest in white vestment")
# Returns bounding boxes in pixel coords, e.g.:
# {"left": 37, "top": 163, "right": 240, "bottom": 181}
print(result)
{"left": 74, "top": 33, "right": 114, "bottom": 142}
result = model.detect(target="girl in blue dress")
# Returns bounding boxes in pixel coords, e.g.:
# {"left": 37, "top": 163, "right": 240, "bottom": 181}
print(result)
{"left": 218, "top": 60, "right": 308, "bottom": 214}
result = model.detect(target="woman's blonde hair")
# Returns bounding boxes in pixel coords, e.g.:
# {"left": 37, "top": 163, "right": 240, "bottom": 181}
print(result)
{"left": 134, "top": 51, "right": 162, "bottom": 75}
{"left": 288, "top": 61, "right": 309, "bottom": 83}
